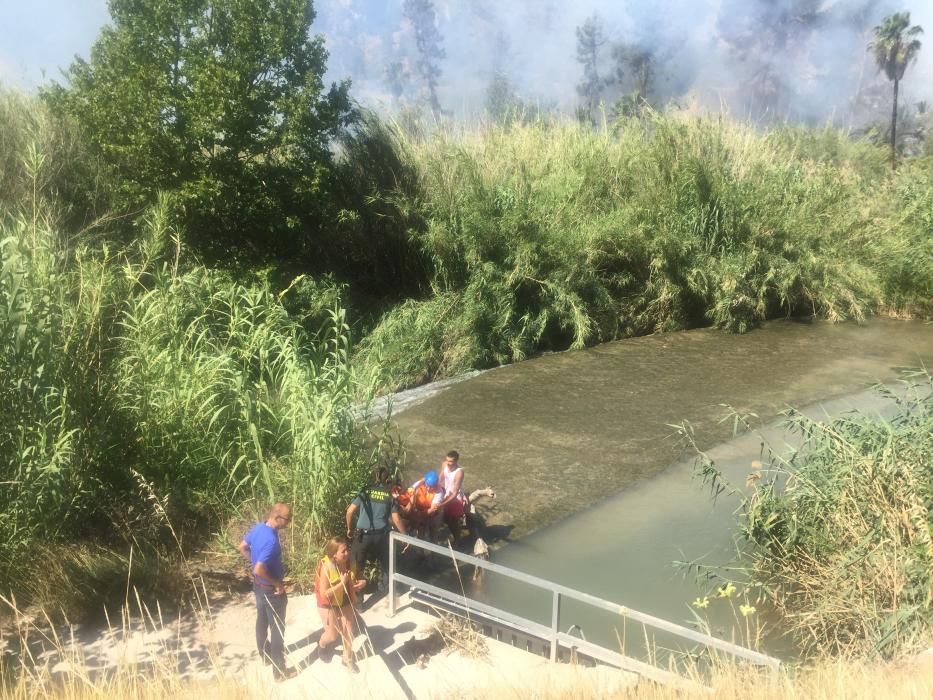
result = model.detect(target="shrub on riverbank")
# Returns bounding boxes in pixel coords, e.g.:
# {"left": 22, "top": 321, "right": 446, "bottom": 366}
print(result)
{"left": 0, "top": 96, "right": 389, "bottom": 617}
{"left": 686, "top": 372, "right": 933, "bottom": 659}
{"left": 354, "top": 113, "right": 929, "bottom": 391}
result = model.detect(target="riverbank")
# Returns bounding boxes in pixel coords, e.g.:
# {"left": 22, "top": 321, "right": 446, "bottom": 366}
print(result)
{"left": 3, "top": 589, "right": 931, "bottom": 699}
{"left": 391, "top": 318, "right": 933, "bottom": 543}
{"left": 4, "top": 332, "right": 931, "bottom": 692}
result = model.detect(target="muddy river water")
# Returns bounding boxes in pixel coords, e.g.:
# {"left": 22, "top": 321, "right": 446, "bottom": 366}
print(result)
{"left": 389, "top": 319, "right": 933, "bottom": 658}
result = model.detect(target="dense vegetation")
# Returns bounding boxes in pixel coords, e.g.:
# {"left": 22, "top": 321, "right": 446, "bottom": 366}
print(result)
{"left": 352, "top": 114, "right": 932, "bottom": 390}
{"left": 683, "top": 372, "right": 933, "bottom": 659}
{"left": 4, "top": 85, "right": 933, "bottom": 615}
{"left": 1, "top": 3, "right": 932, "bottom": 656}
{"left": 0, "top": 91, "right": 389, "bottom": 617}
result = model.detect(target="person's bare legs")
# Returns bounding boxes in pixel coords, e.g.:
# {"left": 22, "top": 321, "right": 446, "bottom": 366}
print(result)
{"left": 317, "top": 607, "right": 340, "bottom": 659}
{"left": 427, "top": 512, "right": 442, "bottom": 544}
{"left": 336, "top": 606, "right": 358, "bottom": 672}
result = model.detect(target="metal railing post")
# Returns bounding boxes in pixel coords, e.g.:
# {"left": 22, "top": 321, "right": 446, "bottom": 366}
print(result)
{"left": 550, "top": 591, "right": 560, "bottom": 662}
{"left": 385, "top": 531, "right": 780, "bottom": 676}
{"left": 388, "top": 531, "right": 397, "bottom": 617}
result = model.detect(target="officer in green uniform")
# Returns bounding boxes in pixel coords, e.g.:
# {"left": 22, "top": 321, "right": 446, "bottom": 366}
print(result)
{"left": 345, "top": 467, "right": 406, "bottom": 592}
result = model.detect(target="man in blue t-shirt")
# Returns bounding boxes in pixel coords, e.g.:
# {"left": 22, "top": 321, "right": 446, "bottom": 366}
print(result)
{"left": 238, "top": 502, "right": 296, "bottom": 682}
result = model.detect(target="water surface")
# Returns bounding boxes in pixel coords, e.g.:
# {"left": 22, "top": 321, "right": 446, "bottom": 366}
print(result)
{"left": 393, "top": 319, "right": 933, "bottom": 542}
{"left": 391, "top": 319, "right": 933, "bottom": 658}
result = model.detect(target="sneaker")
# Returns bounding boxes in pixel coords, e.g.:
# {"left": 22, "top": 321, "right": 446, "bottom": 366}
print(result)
{"left": 318, "top": 643, "right": 335, "bottom": 662}
{"left": 273, "top": 667, "right": 298, "bottom": 683}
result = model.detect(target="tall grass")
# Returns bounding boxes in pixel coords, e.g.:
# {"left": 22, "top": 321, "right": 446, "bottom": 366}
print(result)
{"left": 3, "top": 88, "right": 932, "bottom": 625}
{"left": 681, "top": 371, "right": 933, "bottom": 659}
{"left": 114, "top": 246, "right": 385, "bottom": 556}
{"left": 1, "top": 124, "right": 131, "bottom": 589}
{"left": 0, "top": 93, "right": 389, "bottom": 617}
{"left": 353, "top": 113, "right": 930, "bottom": 391}
{"left": 0, "top": 87, "right": 111, "bottom": 232}
{"left": 873, "top": 164, "right": 933, "bottom": 316}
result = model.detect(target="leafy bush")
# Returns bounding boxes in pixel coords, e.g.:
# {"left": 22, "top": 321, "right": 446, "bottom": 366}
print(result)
{"left": 684, "top": 372, "right": 933, "bottom": 658}
{"left": 355, "top": 113, "right": 908, "bottom": 390}
{"left": 0, "top": 112, "right": 388, "bottom": 615}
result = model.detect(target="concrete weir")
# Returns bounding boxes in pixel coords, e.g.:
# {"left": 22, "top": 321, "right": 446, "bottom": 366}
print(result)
{"left": 389, "top": 319, "right": 933, "bottom": 543}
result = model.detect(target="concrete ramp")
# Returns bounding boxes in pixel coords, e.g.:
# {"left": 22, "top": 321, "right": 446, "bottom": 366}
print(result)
{"left": 16, "top": 590, "right": 633, "bottom": 699}
{"left": 221, "top": 591, "right": 636, "bottom": 699}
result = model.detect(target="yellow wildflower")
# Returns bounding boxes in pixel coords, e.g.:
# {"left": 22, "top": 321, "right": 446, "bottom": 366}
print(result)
{"left": 740, "top": 604, "right": 757, "bottom": 617}
{"left": 692, "top": 597, "right": 710, "bottom": 609}
{"left": 717, "top": 582, "right": 737, "bottom": 598}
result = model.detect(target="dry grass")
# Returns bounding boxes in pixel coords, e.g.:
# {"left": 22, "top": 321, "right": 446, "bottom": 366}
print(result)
{"left": 2, "top": 588, "right": 931, "bottom": 700}
{"left": 434, "top": 612, "right": 489, "bottom": 660}
{"left": 622, "top": 657, "right": 933, "bottom": 700}
{"left": 493, "top": 658, "right": 933, "bottom": 700}
{"left": 4, "top": 645, "right": 933, "bottom": 699}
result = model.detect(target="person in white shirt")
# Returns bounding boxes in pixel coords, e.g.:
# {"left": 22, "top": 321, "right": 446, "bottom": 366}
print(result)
{"left": 437, "top": 450, "right": 467, "bottom": 542}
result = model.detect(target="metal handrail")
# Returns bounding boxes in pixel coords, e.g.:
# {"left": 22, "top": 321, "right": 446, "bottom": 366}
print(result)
{"left": 388, "top": 531, "right": 780, "bottom": 681}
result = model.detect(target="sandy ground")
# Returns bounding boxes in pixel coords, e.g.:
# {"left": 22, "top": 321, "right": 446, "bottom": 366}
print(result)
{"left": 6, "top": 590, "right": 636, "bottom": 699}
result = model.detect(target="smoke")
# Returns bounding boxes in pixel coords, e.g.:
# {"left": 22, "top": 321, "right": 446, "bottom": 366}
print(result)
{"left": 314, "top": 0, "right": 933, "bottom": 125}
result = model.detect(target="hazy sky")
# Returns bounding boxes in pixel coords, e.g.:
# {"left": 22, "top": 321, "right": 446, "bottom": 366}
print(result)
{"left": 2, "top": 1, "right": 931, "bottom": 124}
{"left": 0, "top": 0, "right": 110, "bottom": 89}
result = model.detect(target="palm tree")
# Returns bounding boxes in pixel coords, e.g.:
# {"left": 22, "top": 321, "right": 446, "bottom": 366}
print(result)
{"left": 868, "top": 12, "right": 923, "bottom": 169}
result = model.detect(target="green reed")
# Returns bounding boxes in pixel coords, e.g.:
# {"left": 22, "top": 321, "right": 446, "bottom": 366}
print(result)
{"left": 352, "top": 112, "right": 930, "bottom": 391}
{"left": 0, "top": 94, "right": 390, "bottom": 617}
{"left": 680, "top": 371, "right": 933, "bottom": 659}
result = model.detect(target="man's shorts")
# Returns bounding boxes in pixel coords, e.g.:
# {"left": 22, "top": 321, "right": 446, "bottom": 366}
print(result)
{"left": 444, "top": 497, "right": 466, "bottom": 520}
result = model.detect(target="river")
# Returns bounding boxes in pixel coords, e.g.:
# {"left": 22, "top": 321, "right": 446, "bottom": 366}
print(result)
{"left": 388, "top": 318, "right": 933, "bottom": 659}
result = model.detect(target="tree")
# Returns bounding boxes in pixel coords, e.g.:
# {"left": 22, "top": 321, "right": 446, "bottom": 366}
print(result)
{"left": 44, "top": 0, "right": 353, "bottom": 261}
{"left": 384, "top": 60, "right": 410, "bottom": 104}
{"left": 869, "top": 12, "right": 923, "bottom": 168}
{"left": 606, "top": 5, "right": 681, "bottom": 120}
{"left": 626, "top": 46, "right": 654, "bottom": 103}
{"left": 575, "top": 14, "right": 608, "bottom": 124}
{"left": 484, "top": 71, "right": 537, "bottom": 124}
{"left": 716, "top": 0, "right": 824, "bottom": 120}
{"left": 609, "top": 43, "right": 654, "bottom": 106}
{"left": 843, "top": 1, "right": 890, "bottom": 119}
{"left": 486, "top": 71, "right": 516, "bottom": 122}
{"left": 402, "top": 0, "right": 446, "bottom": 118}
